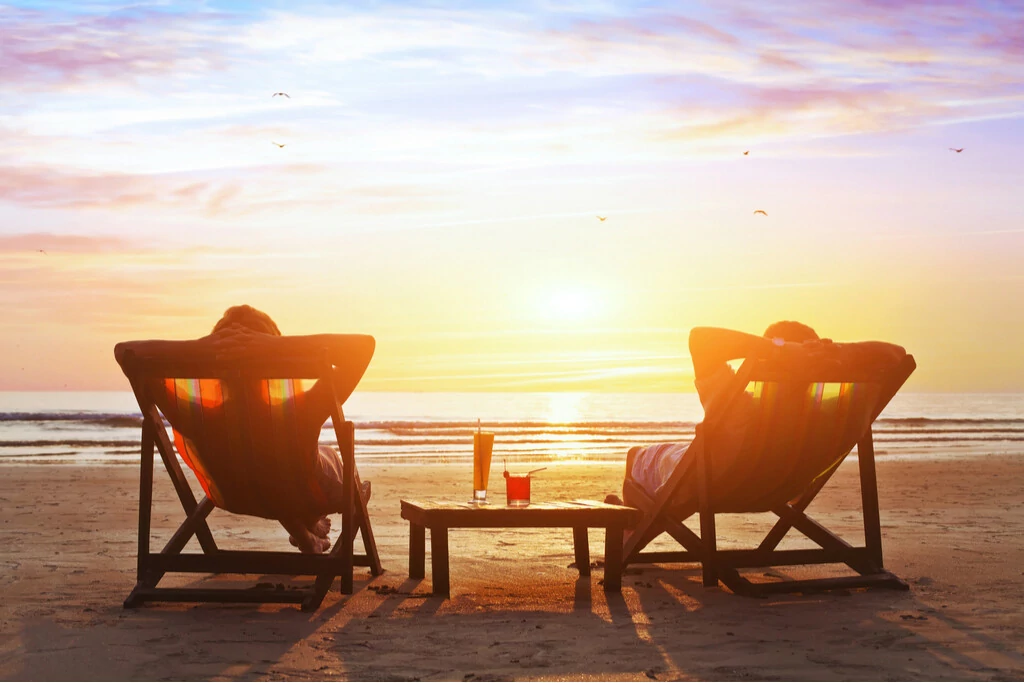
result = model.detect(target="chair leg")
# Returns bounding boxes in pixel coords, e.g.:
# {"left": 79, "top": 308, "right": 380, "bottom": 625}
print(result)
{"left": 858, "top": 429, "right": 884, "bottom": 570}
{"left": 144, "top": 405, "right": 217, "bottom": 553}
{"left": 759, "top": 459, "right": 841, "bottom": 552}
{"left": 338, "top": 421, "right": 356, "bottom": 594}
{"left": 700, "top": 511, "right": 718, "bottom": 588}
{"left": 696, "top": 429, "right": 717, "bottom": 588}
{"left": 353, "top": 469, "right": 383, "bottom": 576}
{"left": 339, "top": 517, "right": 355, "bottom": 595}
{"left": 308, "top": 571, "right": 335, "bottom": 611}
{"left": 623, "top": 512, "right": 662, "bottom": 564}
{"left": 135, "top": 422, "right": 155, "bottom": 588}
{"left": 126, "top": 422, "right": 161, "bottom": 609}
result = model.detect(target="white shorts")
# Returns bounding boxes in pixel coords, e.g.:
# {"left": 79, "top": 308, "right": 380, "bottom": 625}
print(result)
{"left": 630, "top": 442, "right": 691, "bottom": 498}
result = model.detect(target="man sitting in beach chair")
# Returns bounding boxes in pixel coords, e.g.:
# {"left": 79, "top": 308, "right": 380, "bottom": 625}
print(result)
{"left": 607, "top": 322, "right": 915, "bottom": 595}
{"left": 607, "top": 321, "right": 828, "bottom": 507}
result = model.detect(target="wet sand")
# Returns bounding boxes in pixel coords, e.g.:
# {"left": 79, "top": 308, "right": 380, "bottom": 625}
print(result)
{"left": 2, "top": 455, "right": 1023, "bottom": 681}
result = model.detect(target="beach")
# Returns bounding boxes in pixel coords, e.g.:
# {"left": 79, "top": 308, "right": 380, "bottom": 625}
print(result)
{"left": 6, "top": 1, "right": 1024, "bottom": 681}
{"left": 2, "top": 455, "right": 1023, "bottom": 681}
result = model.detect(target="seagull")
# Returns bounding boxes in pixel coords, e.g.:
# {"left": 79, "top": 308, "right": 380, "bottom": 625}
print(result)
{"left": 596, "top": 215, "right": 607, "bottom": 221}
{"left": 272, "top": 141, "right": 286, "bottom": 148}
{"left": 272, "top": 92, "right": 290, "bottom": 98}
{"left": 37, "top": 249, "right": 47, "bottom": 255}
{"left": 949, "top": 147, "right": 964, "bottom": 153}
{"left": 753, "top": 210, "right": 767, "bottom": 216}
{"left": 743, "top": 150, "right": 749, "bottom": 155}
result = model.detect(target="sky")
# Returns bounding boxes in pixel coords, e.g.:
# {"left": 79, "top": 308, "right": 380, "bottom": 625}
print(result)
{"left": 1, "top": 0, "right": 1023, "bottom": 392}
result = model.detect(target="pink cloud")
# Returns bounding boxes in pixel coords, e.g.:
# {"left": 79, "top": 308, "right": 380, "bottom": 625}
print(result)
{"left": 0, "top": 162, "right": 450, "bottom": 218}
{"left": 974, "top": 17, "right": 1024, "bottom": 58}
{"left": 0, "top": 7, "right": 233, "bottom": 91}
{"left": 757, "top": 51, "right": 808, "bottom": 72}
{"left": 568, "top": 13, "right": 740, "bottom": 46}
{"left": 0, "top": 164, "right": 232, "bottom": 212}
{"left": 0, "top": 163, "right": 315, "bottom": 216}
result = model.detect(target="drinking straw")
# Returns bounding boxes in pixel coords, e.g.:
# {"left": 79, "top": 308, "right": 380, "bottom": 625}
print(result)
{"left": 527, "top": 467, "right": 547, "bottom": 477}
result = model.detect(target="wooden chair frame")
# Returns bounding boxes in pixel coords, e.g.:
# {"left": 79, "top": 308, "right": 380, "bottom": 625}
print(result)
{"left": 622, "top": 354, "right": 916, "bottom": 596}
{"left": 117, "top": 340, "right": 383, "bottom": 611}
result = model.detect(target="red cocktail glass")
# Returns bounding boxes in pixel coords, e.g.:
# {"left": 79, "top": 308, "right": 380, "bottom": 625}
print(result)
{"left": 505, "top": 475, "right": 531, "bottom": 507}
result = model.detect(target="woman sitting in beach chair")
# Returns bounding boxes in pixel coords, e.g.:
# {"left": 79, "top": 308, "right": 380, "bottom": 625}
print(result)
{"left": 151, "top": 305, "right": 366, "bottom": 554}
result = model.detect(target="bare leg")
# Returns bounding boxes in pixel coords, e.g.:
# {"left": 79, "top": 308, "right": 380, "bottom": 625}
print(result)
{"left": 284, "top": 447, "right": 373, "bottom": 553}
{"left": 605, "top": 446, "right": 642, "bottom": 506}
{"left": 622, "top": 446, "right": 641, "bottom": 506}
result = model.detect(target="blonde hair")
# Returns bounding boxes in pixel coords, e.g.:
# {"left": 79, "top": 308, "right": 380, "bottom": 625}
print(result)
{"left": 211, "top": 305, "right": 281, "bottom": 336}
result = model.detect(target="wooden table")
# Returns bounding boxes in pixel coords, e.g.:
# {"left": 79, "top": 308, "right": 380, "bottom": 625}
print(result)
{"left": 400, "top": 499, "right": 642, "bottom": 597}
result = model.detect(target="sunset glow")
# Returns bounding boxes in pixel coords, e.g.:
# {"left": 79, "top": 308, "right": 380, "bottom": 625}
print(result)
{"left": 1, "top": 1, "right": 1022, "bottom": 391}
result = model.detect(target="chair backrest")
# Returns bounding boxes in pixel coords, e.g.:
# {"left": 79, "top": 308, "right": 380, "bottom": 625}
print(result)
{"left": 115, "top": 333, "right": 375, "bottom": 521}
{"left": 699, "top": 343, "right": 915, "bottom": 514}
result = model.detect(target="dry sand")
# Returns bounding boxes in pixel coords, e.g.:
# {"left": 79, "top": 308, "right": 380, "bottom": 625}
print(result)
{"left": 2, "top": 455, "right": 1023, "bottom": 681}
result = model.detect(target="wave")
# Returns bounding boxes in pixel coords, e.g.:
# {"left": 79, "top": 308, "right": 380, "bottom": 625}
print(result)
{"left": 1, "top": 440, "right": 143, "bottom": 448}
{"left": 5, "top": 412, "right": 1024, "bottom": 430}
{"left": 4, "top": 412, "right": 1024, "bottom": 462}
{"left": 876, "top": 417, "right": 1024, "bottom": 426}
{"left": 0, "top": 413, "right": 144, "bottom": 428}
{"left": 4, "top": 433, "right": 1023, "bottom": 450}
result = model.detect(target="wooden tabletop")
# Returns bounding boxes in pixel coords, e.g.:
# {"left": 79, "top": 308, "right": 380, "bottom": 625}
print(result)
{"left": 400, "top": 499, "right": 642, "bottom": 528}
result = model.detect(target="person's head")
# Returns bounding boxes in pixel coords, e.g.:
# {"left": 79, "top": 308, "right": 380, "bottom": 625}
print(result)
{"left": 763, "top": 320, "right": 818, "bottom": 343}
{"left": 212, "top": 305, "right": 281, "bottom": 336}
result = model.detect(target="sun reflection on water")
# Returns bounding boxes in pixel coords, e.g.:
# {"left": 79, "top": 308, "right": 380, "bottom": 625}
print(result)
{"left": 545, "top": 392, "right": 592, "bottom": 459}
{"left": 546, "top": 392, "right": 584, "bottom": 425}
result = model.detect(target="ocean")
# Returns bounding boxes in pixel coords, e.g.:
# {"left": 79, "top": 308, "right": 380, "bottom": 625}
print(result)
{"left": 1, "top": 391, "right": 1023, "bottom": 466}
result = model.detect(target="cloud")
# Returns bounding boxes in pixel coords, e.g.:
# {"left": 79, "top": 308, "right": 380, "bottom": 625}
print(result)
{"left": 0, "top": 5, "right": 237, "bottom": 92}
{"left": 0, "top": 232, "right": 335, "bottom": 334}
{"left": 566, "top": 13, "right": 741, "bottom": 47}
{"left": 0, "top": 164, "right": 243, "bottom": 214}
{"left": 6, "top": 2, "right": 1021, "bottom": 152}
{"left": 0, "top": 161, "right": 445, "bottom": 218}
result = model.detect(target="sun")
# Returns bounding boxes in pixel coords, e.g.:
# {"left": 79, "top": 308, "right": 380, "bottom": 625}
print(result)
{"left": 542, "top": 289, "right": 599, "bottom": 322}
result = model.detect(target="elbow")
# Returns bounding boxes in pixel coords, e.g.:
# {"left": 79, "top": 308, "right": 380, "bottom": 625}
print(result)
{"left": 688, "top": 327, "right": 711, "bottom": 355}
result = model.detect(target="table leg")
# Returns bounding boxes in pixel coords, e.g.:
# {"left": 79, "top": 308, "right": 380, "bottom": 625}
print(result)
{"left": 604, "top": 524, "right": 624, "bottom": 592}
{"left": 409, "top": 522, "right": 425, "bottom": 580}
{"left": 430, "top": 526, "right": 450, "bottom": 597}
{"left": 572, "top": 527, "right": 590, "bottom": 576}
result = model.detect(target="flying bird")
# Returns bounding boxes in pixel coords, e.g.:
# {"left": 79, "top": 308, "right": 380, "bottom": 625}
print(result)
{"left": 596, "top": 215, "right": 607, "bottom": 221}
{"left": 272, "top": 141, "right": 286, "bottom": 148}
{"left": 753, "top": 210, "right": 767, "bottom": 216}
{"left": 949, "top": 147, "right": 964, "bottom": 153}
{"left": 37, "top": 249, "right": 47, "bottom": 255}
{"left": 743, "top": 150, "right": 749, "bottom": 155}
{"left": 272, "top": 92, "right": 290, "bottom": 98}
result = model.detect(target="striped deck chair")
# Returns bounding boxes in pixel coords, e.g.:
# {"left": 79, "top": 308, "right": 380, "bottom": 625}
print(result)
{"left": 622, "top": 341, "right": 916, "bottom": 596}
{"left": 114, "top": 332, "right": 382, "bottom": 611}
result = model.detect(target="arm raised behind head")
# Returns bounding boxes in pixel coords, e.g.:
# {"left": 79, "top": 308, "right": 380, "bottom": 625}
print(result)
{"left": 688, "top": 327, "right": 778, "bottom": 381}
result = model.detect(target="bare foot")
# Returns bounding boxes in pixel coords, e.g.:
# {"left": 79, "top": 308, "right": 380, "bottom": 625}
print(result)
{"left": 310, "top": 516, "right": 331, "bottom": 539}
{"left": 281, "top": 518, "right": 327, "bottom": 554}
{"left": 288, "top": 533, "right": 329, "bottom": 554}
{"left": 283, "top": 480, "right": 371, "bottom": 553}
